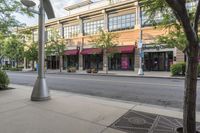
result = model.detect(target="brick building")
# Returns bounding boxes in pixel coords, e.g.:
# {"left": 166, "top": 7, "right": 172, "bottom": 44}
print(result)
{"left": 28, "top": 0, "right": 185, "bottom": 72}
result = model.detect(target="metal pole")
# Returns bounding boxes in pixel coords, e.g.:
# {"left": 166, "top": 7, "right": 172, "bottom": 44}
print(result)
{"left": 31, "top": 0, "right": 50, "bottom": 101}
{"left": 138, "top": 5, "right": 144, "bottom": 75}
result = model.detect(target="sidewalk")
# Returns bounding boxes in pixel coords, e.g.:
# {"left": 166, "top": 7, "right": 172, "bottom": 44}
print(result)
{"left": 0, "top": 84, "right": 200, "bottom": 133}
{"left": 45, "top": 69, "right": 176, "bottom": 79}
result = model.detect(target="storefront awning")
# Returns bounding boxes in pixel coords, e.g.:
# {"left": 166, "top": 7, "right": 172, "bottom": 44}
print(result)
{"left": 80, "top": 48, "right": 102, "bottom": 55}
{"left": 109, "top": 45, "right": 135, "bottom": 53}
{"left": 64, "top": 49, "right": 79, "bottom": 55}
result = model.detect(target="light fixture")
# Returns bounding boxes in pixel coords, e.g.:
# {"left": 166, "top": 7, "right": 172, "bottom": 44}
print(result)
{"left": 20, "top": 0, "right": 36, "bottom": 8}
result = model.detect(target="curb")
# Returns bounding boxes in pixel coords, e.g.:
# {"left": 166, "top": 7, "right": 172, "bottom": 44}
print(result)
{"left": 9, "top": 70, "right": 197, "bottom": 80}
{"left": 46, "top": 72, "right": 186, "bottom": 80}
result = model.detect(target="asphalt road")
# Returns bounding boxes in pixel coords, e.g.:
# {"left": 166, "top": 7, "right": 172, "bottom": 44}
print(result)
{"left": 7, "top": 72, "right": 200, "bottom": 111}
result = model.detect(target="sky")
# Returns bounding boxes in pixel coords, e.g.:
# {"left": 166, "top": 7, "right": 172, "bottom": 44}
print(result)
{"left": 16, "top": 0, "right": 94, "bottom": 26}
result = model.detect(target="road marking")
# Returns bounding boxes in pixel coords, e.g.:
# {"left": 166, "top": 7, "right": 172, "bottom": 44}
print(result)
{"left": 8, "top": 73, "right": 185, "bottom": 87}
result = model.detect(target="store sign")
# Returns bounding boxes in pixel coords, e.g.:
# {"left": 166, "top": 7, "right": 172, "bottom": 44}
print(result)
{"left": 143, "top": 44, "right": 168, "bottom": 50}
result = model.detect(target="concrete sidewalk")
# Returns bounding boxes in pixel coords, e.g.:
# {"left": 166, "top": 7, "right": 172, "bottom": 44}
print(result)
{"left": 45, "top": 70, "right": 177, "bottom": 79}
{"left": 1, "top": 84, "right": 199, "bottom": 133}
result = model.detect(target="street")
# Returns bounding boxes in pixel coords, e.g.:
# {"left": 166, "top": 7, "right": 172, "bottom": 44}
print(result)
{"left": 7, "top": 71, "right": 200, "bottom": 111}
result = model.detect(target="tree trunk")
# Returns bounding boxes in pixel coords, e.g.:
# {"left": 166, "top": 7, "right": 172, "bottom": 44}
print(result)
{"left": 31, "top": 61, "right": 35, "bottom": 71}
{"left": 16, "top": 58, "right": 19, "bottom": 69}
{"left": 183, "top": 46, "right": 199, "bottom": 133}
{"left": 103, "top": 50, "right": 108, "bottom": 74}
{"left": 59, "top": 55, "right": 63, "bottom": 72}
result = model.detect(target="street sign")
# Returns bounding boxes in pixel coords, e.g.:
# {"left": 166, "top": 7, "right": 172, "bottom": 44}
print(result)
{"left": 139, "top": 51, "right": 144, "bottom": 58}
{"left": 138, "top": 42, "right": 143, "bottom": 48}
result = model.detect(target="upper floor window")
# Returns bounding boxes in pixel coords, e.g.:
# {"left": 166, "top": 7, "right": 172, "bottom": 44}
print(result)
{"left": 64, "top": 24, "right": 80, "bottom": 39}
{"left": 84, "top": 20, "right": 104, "bottom": 35}
{"left": 46, "top": 29, "right": 53, "bottom": 41}
{"left": 109, "top": 13, "right": 135, "bottom": 32}
{"left": 33, "top": 30, "right": 38, "bottom": 42}
{"left": 142, "top": 11, "right": 163, "bottom": 27}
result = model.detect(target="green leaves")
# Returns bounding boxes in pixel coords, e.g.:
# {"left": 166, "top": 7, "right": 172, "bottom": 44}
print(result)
{"left": 0, "top": 0, "right": 33, "bottom": 34}
{"left": 140, "top": 0, "right": 200, "bottom": 52}
{"left": 45, "top": 28, "right": 66, "bottom": 57}
{"left": 3, "top": 34, "right": 24, "bottom": 62}
{"left": 90, "top": 29, "right": 118, "bottom": 52}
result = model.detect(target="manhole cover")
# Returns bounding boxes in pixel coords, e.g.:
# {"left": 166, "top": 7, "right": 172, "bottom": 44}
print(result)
{"left": 110, "top": 110, "right": 200, "bottom": 133}
{"left": 128, "top": 117, "right": 146, "bottom": 125}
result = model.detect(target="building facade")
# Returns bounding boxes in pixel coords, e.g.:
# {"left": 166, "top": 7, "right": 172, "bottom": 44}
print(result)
{"left": 29, "top": 0, "right": 186, "bottom": 72}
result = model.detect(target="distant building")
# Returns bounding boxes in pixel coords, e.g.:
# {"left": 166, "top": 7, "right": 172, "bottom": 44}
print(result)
{"left": 28, "top": 0, "right": 187, "bottom": 71}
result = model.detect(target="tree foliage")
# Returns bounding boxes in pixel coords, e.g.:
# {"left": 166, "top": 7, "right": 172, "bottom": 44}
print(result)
{"left": 140, "top": 0, "right": 198, "bottom": 52}
{"left": 3, "top": 34, "right": 24, "bottom": 67}
{"left": 45, "top": 28, "right": 66, "bottom": 57}
{"left": 22, "top": 29, "right": 38, "bottom": 63}
{"left": 45, "top": 28, "right": 66, "bottom": 72}
{"left": 90, "top": 29, "right": 118, "bottom": 53}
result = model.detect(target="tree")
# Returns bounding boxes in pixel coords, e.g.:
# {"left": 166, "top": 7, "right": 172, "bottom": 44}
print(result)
{"left": 0, "top": 33, "right": 5, "bottom": 67}
{"left": 21, "top": 29, "right": 38, "bottom": 70}
{"left": 45, "top": 28, "right": 66, "bottom": 72}
{"left": 3, "top": 34, "right": 24, "bottom": 68}
{"left": 24, "top": 42, "right": 38, "bottom": 70}
{"left": 90, "top": 29, "right": 118, "bottom": 74}
{"left": 0, "top": 0, "right": 32, "bottom": 34}
{"left": 140, "top": 0, "right": 200, "bottom": 132}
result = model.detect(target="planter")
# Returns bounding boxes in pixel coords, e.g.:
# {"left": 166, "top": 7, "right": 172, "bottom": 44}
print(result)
{"left": 91, "top": 68, "right": 98, "bottom": 73}
{"left": 67, "top": 67, "right": 76, "bottom": 73}
{"left": 86, "top": 69, "right": 92, "bottom": 73}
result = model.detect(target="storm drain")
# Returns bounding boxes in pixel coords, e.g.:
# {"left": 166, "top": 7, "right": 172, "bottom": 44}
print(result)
{"left": 110, "top": 110, "right": 200, "bottom": 133}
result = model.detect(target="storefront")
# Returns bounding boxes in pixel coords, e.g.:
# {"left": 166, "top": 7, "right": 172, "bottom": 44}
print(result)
{"left": 46, "top": 56, "right": 59, "bottom": 69}
{"left": 81, "top": 48, "right": 103, "bottom": 70}
{"left": 108, "top": 45, "right": 135, "bottom": 70}
{"left": 143, "top": 44, "right": 174, "bottom": 71}
{"left": 64, "top": 49, "right": 79, "bottom": 69}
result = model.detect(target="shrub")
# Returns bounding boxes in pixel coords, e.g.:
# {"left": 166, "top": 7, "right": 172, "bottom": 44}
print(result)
{"left": 171, "top": 62, "right": 200, "bottom": 76}
{"left": 9, "top": 67, "right": 22, "bottom": 71}
{"left": 2, "top": 65, "right": 11, "bottom": 70}
{"left": 170, "top": 62, "right": 186, "bottom": 76}
{"left": 91, "top": 68, "right": 98, "bottom": 73}
{"left": 0, "top": 70, "right": 10, "bottom": 89}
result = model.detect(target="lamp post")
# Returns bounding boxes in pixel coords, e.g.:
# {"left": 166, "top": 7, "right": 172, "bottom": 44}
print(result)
{"left": 137, "top": 4, "right": 144, "bottom": 75}
{"left": 21, "top": 0, "right": 55, "bottom": 101}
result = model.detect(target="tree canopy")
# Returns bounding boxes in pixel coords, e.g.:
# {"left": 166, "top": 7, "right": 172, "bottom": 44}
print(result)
{"left": 0, "top": 0, "right": 32, "bottom": 34}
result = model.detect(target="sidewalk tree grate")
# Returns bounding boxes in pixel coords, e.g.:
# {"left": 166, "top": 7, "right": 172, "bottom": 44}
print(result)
{"left": 110, "top": 110, "right": 200, "bottom": 133}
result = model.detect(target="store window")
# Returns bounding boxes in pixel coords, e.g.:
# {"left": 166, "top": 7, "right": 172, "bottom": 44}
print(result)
{"left": 64, "top": 24, "right": 80, "bottom": 39}
{"left": 109, "top": 13, "right": 135, "bottom": 32}
{"left": 83, "top": 20, "right": 104, "bottom": 35}
{"left": 108, "top": 53, "right": 134, "bottom": 70}
{"left": 142, "top": 11, "right": 163, "bottom": 27}
{"left": 144, "top": 51, "right": 173, "bottom": 71}
{"left": 33, "top": 30, "right": 38, "bottom": 42}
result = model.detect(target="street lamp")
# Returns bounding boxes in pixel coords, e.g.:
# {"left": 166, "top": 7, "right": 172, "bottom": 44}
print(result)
{"left": 137, "top": 3, "right": 144, "bottom": 75}
{"left": 21, "top": 0, "right": 55, "bottom": 101}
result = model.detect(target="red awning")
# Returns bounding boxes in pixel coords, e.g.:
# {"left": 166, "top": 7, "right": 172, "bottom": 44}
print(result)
{"left": 80, "top": 48, "right": 102, "bottom": 55}
{"left": 109, "top": 45, "right": 135, "bottom": 53}
{"left": 64, "top": 49, "right": 79, "bottom": 55}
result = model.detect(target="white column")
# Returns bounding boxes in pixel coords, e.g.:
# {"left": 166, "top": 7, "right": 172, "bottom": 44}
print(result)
{"left": 23, "top": 57, "right": 27, "bottom": 70}
{"left": 102, "top": 10, "right": 108, "bottom": 31}
{"left": 78, "top": 17, "right": 84, "bottom": 71}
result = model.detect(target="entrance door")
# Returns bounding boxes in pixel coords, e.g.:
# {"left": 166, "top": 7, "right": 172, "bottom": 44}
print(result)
{"left": 144, "top": 51, "right": 173, "bottom": 71}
